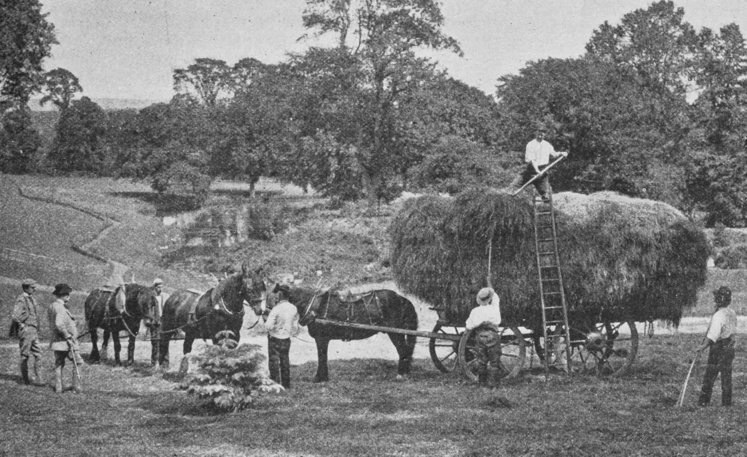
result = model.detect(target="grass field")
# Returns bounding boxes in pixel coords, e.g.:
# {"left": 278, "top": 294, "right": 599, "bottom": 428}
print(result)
{"left": 0, "top": 329, "right": 745, "bottom": 457}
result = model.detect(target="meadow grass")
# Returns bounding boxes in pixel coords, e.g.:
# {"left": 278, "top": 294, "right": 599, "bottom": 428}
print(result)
{"left": 0, "top": 331, "right": 744, "bottom": 457}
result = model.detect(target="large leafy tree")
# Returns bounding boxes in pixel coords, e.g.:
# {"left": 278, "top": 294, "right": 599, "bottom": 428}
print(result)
{"left": 39, "top": 68, "right": 82, "bottom": 111}
{"left": 294, "top": 0, "right": 462, "bottom": 202}
{"left": 0, "top": 108, "right": 41, "bottom": 173}
{"left": 0, "top": 0, "right": 56, "bottom": 111}
{"left": 48, "top": 96, "right": 110, "bottom": 174}
{"left": 173, "top": 58, "right": 233, "bottom": 108}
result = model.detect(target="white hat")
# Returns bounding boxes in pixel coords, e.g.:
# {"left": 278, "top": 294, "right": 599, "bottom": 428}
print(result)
{"left": 476, "top": 287, "right": 494, "bottom": 306}
{"left": 153, "top": 278, "right": 163, "bottom": 286}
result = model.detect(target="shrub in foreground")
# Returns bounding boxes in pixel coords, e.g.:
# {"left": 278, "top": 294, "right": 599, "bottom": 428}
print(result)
{"left": 182, "top": 336, "right": 281, "bottom": 412}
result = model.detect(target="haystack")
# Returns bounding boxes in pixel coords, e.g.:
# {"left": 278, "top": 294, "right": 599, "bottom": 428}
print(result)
{"left": 389, "top": 188, "right": 709, "bottom": 328}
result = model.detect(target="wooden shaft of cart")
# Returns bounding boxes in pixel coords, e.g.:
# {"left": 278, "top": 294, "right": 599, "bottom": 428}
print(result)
{"left": 511, "top": 155, "right": 565, "bottom": 196}
{"left": 314, "top": 317, "right": 463, "bottom": 341}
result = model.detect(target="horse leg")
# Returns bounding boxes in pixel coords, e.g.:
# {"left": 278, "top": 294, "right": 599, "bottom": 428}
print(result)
{"left": 159, "top": 330, "right": 170, "bottom": 369}
{"left": 179, "top": 331, "right": 196, "bottom": 376}
{"left": 89, "top": 327, "right": 100, "bottom": 363}
{"left": 112, "top": 330, "right": 122, "bottom": 366}
{"left": 389, "top": 333, "right": 416, "bottom": 377}
{"left": 101, "top": 328, "right": 110, "bottom": 361}
{"left": 126, "top": 334, "right": 136, "bottom": 366}
{"left": 313, "top": 337, "right": 330, "bottom": 383}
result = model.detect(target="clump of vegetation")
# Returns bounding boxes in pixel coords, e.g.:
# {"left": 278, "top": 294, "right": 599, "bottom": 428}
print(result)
{"left": 244, "top": 200, "right": 292, "bottom": 240}
{"left": 714, "top": 244, "right": 747, "bottom": 269}
{"left": 182, "top": 336, "right": 281, "bottom": 412}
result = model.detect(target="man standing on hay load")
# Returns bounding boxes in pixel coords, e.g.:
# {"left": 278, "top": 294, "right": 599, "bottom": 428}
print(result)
{"left": 696, "top": 286, "right": 737, "bottom": 407}
{"left": 514, "top": 126, "right": 568, "bottom": 202}
{"left": 466, "top": 287, "right": 505, "bottom": 388}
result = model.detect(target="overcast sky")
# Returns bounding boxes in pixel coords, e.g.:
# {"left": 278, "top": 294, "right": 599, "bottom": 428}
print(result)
{"left": 41, "top": 0, "right": 747, "bottom": 101}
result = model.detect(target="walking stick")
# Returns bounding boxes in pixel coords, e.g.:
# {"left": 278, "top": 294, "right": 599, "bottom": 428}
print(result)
{"left": 69, "top": 341, "right": 83, "bottom": 391}
{"left": 512, "top": 155, "right": 566, "bottom": 196}
{"left": 677, "top": 351, "right": 700, "bottom": 407}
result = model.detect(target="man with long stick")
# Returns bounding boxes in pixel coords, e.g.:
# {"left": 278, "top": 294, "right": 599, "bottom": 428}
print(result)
{"left": 512, "top": 126, "right": 568, "bottom": 201}
{"left": 48, "top": 284, "right": 83, "bottom": 393}
{"left": 696, "top": 286, "right": 737, "bottom": 407}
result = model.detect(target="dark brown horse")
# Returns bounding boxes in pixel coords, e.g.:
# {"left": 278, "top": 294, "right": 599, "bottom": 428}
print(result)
{"left": 158, "top": 264, "right": 266, "bottom": 368}
{"left": 84, "top": 283, "right": 158, "bottom": 365}
{"left": 287, "top": 287, "right": 418, "bottom": 382}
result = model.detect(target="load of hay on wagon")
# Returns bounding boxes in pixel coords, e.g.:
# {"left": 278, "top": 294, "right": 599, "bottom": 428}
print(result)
{"left": 389, "top": 189, "right": 710, "bottom": 329}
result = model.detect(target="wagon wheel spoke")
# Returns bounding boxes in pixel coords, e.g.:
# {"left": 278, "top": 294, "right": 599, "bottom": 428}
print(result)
{"left": 429, "top": 323, "right": 461, "bottom": 373}
{"left": 567, "top": 320, "right": 638, "bottom": 377}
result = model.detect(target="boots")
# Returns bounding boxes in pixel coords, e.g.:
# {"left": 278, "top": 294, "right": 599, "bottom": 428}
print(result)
{"left": 20, "top": 359, "right": 30, "bottom": 384}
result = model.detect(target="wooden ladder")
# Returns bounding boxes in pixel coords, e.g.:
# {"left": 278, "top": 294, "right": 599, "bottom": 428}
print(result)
{"left": 532, "top": 192, "right": 572, "bottom": 375}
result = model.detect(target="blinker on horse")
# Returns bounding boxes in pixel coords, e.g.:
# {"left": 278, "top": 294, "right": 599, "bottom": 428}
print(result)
{"left": 84, "top": 283, "right": 158, "bottom": 366}
{"left": 158, "top": 264, "right": 266, "bottom": 369}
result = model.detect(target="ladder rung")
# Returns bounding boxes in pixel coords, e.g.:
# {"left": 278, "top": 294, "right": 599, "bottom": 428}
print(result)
{"left": 537, "top": 238, "right": 555, "bottom": 242}
{"left": 543, "top": 291, "right": 563, "bottom": 295}
{"left": 545, "top": 320, "right": 565, "bottom": 324}
{"left": 542, "top": 278, "right": 560, "bottom": 282}
{"left": 544, "top": 305, "right": 564, "bottom": 309}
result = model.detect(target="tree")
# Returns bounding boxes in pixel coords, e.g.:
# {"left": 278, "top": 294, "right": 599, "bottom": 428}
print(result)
{"left": 48, "top": 96, "right": 110, "bottom": 174}
{"left": 0, "top": 0, "right": 57, "bottom": 111}
{"left": 39, "top": 68, "right": 82, "bottom": 111}
{"left": 296, "top": 0, "right": 462, "bottom": 202}
{"left": 173, "top": 58, "right": 233, "bottom": 108}
{"left": 0, "top": 107, "right": 41, "bottom": 173}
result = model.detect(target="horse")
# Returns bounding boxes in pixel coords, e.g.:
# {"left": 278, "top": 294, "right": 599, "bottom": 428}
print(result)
{"left": 158, "top": 264, "right": 266, "bottom": 368}
{"left": 84, "top": 283, "right": 158, "bottom": 366}
{"left": 286, "top": 286, "right": 418, "bottom": 382}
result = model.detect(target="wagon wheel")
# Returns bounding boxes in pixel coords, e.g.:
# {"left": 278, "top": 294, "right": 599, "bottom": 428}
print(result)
{"left": 552, "top": 320, "right": 638, "bottom": 376}
{"left": 458, "top": 325, "right": 526, "bottom": 381}
{"left": 429, "top": 323, "right": 462, "bottom": 373}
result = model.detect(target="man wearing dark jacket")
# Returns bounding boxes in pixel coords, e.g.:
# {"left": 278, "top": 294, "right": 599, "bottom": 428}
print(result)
{"left": 12, "top": 279, "right": 44, "bottom": 385}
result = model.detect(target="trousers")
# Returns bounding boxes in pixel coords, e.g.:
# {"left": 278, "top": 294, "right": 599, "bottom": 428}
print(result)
{"left": 698, "top": 337, "right": 735, "bottom": 406}
{"left": 268, "top": 336, "right": 291, "bottom": 389}
{"left": 511, "top": 164, "right": 551, "bottom": 199}
{"left": 474, "top": 326, "right": 505, "bottom": 387}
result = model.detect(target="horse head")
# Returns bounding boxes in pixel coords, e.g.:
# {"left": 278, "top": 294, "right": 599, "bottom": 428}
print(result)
{"left": 133, "top": 284, "right": 159, "bottom": 328}
{"left": 238, "top": 263, "right": 267, "bottom": 316}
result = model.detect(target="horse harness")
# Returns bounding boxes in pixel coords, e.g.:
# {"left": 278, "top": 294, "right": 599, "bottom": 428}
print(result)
{"left": 307, "top": 290, "right": 383, "bottom": 341}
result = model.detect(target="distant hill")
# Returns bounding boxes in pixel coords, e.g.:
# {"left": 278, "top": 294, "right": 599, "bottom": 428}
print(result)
{"left": 28, "top": 97, "right": 168, "bottom": 112}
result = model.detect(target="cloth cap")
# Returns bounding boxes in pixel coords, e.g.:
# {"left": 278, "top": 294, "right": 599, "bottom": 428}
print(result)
{"left": 476, "top": 287, "right": 494, "bottom": 306}
{"left": 273, "top": 283, "right": 290, "bottom": 295}
{"left": 22, "top": 278, "right": 37, "bottom": 287}
{"left": 713, "top": 286, "right": 731, "bottom": 305}
{"left": 153, "top": 278, "right": 163, "bottom": 286}
{"left": 52, "top": 283, "right": 73, "bottom": 296}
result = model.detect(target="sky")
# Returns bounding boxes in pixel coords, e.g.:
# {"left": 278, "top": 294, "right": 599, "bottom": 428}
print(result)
{"left": 41, "top": 0, "right": 747, "bottom": 101}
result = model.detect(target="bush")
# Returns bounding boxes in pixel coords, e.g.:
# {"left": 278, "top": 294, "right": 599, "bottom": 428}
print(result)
{"left": 182, "top": 337, "right": 281, "bottom": 412}
{"left": 243, "top": 200, "right": 292, "bottom": 241}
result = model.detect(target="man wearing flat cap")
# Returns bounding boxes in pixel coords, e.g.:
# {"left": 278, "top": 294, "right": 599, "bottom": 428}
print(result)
{"left": 263, "top": 283, "right": 299, "bottom": 389}
{"left": 466, "top": 287, "right": 505, "bottom": 388}
{"left": 12, "top": 279, "right": 44, "bottom": 385}
{"left": 47, "top": 284, "right": 82, "bottom": 393}
{"left": 696, "top": 286, "right": 737, "bottom": 406}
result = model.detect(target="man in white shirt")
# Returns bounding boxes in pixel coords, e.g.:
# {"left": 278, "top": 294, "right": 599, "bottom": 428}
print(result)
{"left": 696, "top": 286, "right": 737, "bottom": 406}
{"left": 514, "top": 126, "right": 568, "bottom": 202}
{"left": 263, "top": 284, "right": 299, "bottom": 389}
{"left": 150, "top": 278, "right": 169, "bottom": 367}
{"left": 466, "top": 287, "right": 504, "bottom": 388}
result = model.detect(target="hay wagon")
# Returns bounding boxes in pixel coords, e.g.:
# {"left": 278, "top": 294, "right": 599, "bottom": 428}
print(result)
{"left": 390, "top": 188, "right": 710, "bottom": 380}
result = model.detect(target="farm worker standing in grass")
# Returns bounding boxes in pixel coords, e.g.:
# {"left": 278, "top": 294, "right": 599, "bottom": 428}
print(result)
{"left": 12, "top": 279, "right": 44, "bottom": 385}
{"left": 466, "top": 287, "right": 505, "bottom": 388}
{"left": 150, "top": 278, "right": 169, "bottom": 367}
{"left": 263, "top": 283, "right": 299, "bottom": 390}
{"left": 512, "top": 126, "right": 568, "bottom": 202}
{"left": 696, "top": 286, "right": 737, "bottom": 407}
{"left": 47, "top": 284, "right": 82, "bottom": 393}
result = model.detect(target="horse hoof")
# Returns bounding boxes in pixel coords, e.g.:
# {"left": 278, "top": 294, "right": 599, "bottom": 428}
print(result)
{"left": 312, "top": 377, "right": 328, "bottom": 383}
{"left": 395, "top": 374, "right": 406, "bottom": 381}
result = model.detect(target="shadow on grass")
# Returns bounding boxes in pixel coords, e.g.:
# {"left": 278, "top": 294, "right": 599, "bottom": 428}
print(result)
{"left": 109, "top": 191, "right": 201, "bottom": 215}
